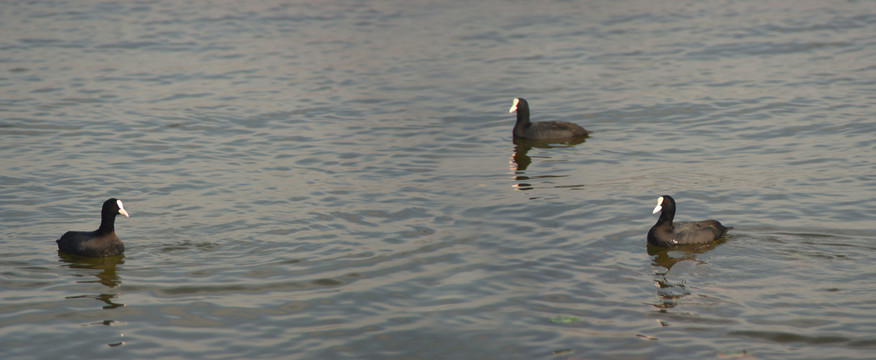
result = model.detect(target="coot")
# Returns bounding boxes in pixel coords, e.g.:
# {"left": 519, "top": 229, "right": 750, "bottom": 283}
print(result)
{"left": 647, "top": 195, "right": 731, "bottom": 247}
{"left": 508, "top": 98, "right": 590, "bottom": 140}
{"left": 56, "top": 198, "right": 129, "bottom": 257}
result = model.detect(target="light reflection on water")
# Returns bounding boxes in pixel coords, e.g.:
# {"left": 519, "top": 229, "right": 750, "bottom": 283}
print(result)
{"left": 1, "top": 0, "right": 875, "bottom": 359}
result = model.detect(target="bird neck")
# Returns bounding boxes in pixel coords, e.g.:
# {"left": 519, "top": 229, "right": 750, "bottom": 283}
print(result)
{"left": 97, "top": 214, "right": 116, "bottom": 234}
{"left": 657, "top": 207, "right": 675, "bottom": 226}
{"left": 514, "top": 108, "right": 531, "bottom": 134}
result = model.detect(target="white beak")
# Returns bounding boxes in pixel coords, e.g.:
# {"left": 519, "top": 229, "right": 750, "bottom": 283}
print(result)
{"left": 117, "top": 199, "right": 130, "bottom": 218}
{"left": 509, "top": 98, "right": 519, "bottom": 113}
{"left": 651, "top": 196, "right": 664, "bottom": 214}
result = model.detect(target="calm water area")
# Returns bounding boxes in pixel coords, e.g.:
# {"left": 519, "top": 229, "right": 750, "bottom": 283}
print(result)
{"left": 2, "top": 1, "right": 875, "bottom": 359}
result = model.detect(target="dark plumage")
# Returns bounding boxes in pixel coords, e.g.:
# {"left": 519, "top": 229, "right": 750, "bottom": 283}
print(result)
{"left": 509, "top": 98, "right": 591, "bottom": 140}
{"left": 647, "top": 195, "right": 731, "bottom": 247}
{"left": 56, "top": 198, "right": 129, "bottom": 257}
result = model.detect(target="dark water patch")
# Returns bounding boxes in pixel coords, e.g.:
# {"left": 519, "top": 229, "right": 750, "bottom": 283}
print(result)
{"left": 728, "top": 330, "right": 851, "bottom": 346}
{"left": 149, "top": 276, "right": 350, "bottom": 297}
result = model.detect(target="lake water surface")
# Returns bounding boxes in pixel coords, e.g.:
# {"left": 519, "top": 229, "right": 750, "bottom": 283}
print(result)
{"left": 2, "top": 1, "right": 875, "bottom": 359}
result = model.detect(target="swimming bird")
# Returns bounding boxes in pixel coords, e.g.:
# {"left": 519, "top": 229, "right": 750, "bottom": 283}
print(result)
{"left": 56, "top": 198, "right": 129, "bottom": 257}
{"left": 647, "top": 195, "right": 731, "bottom": 247}
{"left": 508, "top": 98, "right": 591, "bottom": 140}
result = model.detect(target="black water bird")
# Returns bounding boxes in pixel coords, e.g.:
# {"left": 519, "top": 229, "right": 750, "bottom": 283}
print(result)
{"left": 647, "top": 195, "right": 731, "bottom": 247}
{"left": 56, "top": 198, "right": 129, "bottom": 257}
{"left": 508, "top": 98, "right": 591, "bottom": 140}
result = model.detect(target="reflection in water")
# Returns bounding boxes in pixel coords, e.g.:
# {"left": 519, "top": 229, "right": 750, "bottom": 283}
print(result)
{"left": 65, "top": 293, "right": 125, "bottom": 310}
{"left": 510, "top": 137, "right": 588, "bottom": 192}
{"left": 652, "top": 277, "right": 690, "bottom": 310}
{"left": 648, "top": 242, "right": 721, "bottom": 271}
{"left": 57, "top": 253, "right": 127, "bottom": 348}
{"left": 510, "top": 137, "right": 587, "bottom": 171}
{"left": 80, "top": 320, "right": 127, "bottom": 347}
{"left": 647, "top": 241, "right": 724, "bottom": 270}
{"left": 647, "top": 241, "right": 724, "bottom": 310}
{"left": 58, "top": 252, "right": 125, "bottom": 288}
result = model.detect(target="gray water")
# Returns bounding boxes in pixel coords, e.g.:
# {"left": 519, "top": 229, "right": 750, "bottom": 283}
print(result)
{"left": 2, "top": 0, "right": 875, "bottom": 359}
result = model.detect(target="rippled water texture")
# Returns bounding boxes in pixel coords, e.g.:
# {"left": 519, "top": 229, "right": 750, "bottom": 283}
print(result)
{"left": 2, "top": 0, "right": 875, "bottom": 359}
